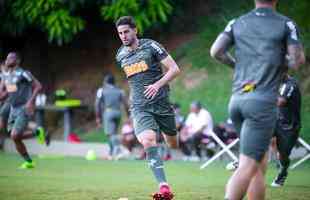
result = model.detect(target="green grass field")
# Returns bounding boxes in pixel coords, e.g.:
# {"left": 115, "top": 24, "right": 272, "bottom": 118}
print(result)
{"left": 1, "top": 153, "right": 310, "bottom": 200}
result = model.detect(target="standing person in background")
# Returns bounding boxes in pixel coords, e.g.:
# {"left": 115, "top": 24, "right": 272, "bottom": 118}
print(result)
{"left": 271, "top": 73, "right": 301, "bottom": 187}
{"left": 115, "top": 16, "right": 180, "bottom": 200}
{"left": 210, "top": 0, "right": 305, "bottom": 199}
{"left": 95, "top": 73, "right": 129, "bottom": 160}
{"left": 0, "top": 61, "right": 9, "bottom": 149}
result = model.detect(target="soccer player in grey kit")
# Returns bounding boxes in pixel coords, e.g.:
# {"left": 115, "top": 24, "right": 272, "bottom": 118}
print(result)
{"left": 210, "top": 0, "right": 305, "bottom": 199}
{"left": 115, "top": 16, "right": 180, "bottom": 200}
{"left": 95, "top": 73, "right": 129, "bottom": 159}
{"left": 1, "top": 52, "right": 47, "bottom": 169}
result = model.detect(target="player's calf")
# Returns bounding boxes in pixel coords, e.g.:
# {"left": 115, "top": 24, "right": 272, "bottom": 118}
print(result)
{"left": 163, "top": 134, "right": 178, "bottom": 149}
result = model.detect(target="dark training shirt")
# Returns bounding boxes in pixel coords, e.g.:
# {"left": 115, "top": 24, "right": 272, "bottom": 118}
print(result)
{"left": 116, "top": 39, "right": 169, "bottom": 107}
{"left": 223, "top": 7, "right": 301, "bottom": 103}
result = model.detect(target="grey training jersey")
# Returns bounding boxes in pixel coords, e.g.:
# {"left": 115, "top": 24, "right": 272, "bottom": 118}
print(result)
{"left": 2, "top": 67, "right": 33, "bottom": 107}
{"left": 223, "top": 8, "right": 301, "bottom": 102}
{"left": 116, "top": 39, "right": 169, "bottom": 107}
{"left": 96, "top": 84, "right": 125, "bottom": 111}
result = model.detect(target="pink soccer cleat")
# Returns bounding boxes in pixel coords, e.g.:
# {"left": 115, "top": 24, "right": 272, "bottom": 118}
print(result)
{"left": 152, "top": 184, "right": 174, "bottom": 200}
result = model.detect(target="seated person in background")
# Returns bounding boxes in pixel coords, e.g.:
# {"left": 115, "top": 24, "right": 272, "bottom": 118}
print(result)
{"left": 180, "top": 101, "right": 214, "bottom": 161}
{"left": 213, "top": 118, "right": 238, "bottom": 144}
{"left": 121, "top": 119, "right": 137, "bottom": 153}
{"left": 119, "top": 119, "right": 145, "bottom": 160}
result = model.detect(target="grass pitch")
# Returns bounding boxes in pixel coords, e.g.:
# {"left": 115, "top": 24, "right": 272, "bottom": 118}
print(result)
{"left": 0, "top": 152, "right": 310, "bottom": 200}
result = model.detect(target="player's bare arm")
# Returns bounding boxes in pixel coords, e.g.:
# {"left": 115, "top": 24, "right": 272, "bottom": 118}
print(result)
{"left": 286, "top": 44, "right": 305, "bottom": 70}
{"left": 94, "top": 97, "right": 102, "bottom": 128}
{"left": 144, "top": 55, "right": 180, "bottom": 99}
{"left": 26, "top": 76, "right": 42, "bottom": 114}
{"left": 210, "top": 33, "right": 235, "bottom": 68}
{"left": 0, "top": 80, "right": 8, "bottom": 100}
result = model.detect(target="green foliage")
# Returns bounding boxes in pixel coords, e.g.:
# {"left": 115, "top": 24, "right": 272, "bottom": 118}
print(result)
{"left": 278, "top": 1, "right": 310, "bottom": 51}
{"left": 101, "top": 0, "right": 173, "bottom": 33}
{"left": 0, "top": 0, "right": 175, "bottom": 45}
{"left": 8, "top": 0, "right": 85, "bottom": 45}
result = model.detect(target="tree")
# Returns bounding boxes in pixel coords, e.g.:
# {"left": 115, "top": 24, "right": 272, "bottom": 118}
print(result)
{"left": 0, "top": 0, "right": 174, "bottom": 45}
{"left": 101, "top": 0, "right": 172, "bottom": 34}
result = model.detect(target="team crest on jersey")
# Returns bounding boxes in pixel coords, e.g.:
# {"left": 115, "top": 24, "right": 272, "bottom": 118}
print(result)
{"left": 123, "top": 60, "right": 149, "bottom": 77}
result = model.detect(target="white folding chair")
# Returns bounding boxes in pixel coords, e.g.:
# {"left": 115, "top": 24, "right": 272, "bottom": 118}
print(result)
{"left": 290, "top": 137, "right": 310, "bottom": 169}
{"left": 200, "top": 131, "right": 239, "bottom": 169}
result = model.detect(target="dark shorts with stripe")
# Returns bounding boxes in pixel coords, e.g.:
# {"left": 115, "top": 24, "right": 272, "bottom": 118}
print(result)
{"left": 229, "top": 96, "right": 276, "bottom": 162}
{"left": 8, "top": 105, "right": 30, "bottom": 134}
{"left": 0, "top": 102, "right": 11, "bottom": 123}
{"left": 131, "top": 98, "right": 177, "bottom": 136}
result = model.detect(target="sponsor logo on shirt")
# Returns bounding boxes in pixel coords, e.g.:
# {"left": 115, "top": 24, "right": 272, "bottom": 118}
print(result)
{"left": 123, "top": 60, "right": 149, "bottom": 77}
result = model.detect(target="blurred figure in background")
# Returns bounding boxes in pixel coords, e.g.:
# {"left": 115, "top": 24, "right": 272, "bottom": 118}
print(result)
{"left": 173, "top": 103, "right": 185, "bottom": 132}
{"left": 180, "top": 101, "right": 214, "bottom": 161}
{"left": 213, "top": 118, "right": 238, "bottom": 145}
{"left": 95, "top": 73, "right": 129, "bottom": 160}
{"left": 0, "top": 61, "right": 9, "bottom": 150}
{"left": 271, "top": 73, "right": 301, "bottom": 187}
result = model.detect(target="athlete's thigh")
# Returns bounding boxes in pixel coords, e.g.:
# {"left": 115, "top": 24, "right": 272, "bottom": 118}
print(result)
{"left": 131, "top": 108, "right": 159, "bottom": 136}
{"left": 12, "top": 108, "right": 30, "bottom": 134}
{"left": 104, "top": 110, "right": 121, "bottom": 135}
{"left": 153, "top": 99, "right": 177, "bottom": 137}
{"left": 228, "top": 96, "right": 243, "bottom": 135}
{"left": 240, "top": 100, "right": 276, "bottom": 162}
{"left": 0, "top": 103, "right": 10, "bottom": 124}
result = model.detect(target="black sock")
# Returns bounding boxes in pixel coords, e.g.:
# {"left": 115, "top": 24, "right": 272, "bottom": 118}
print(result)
{"left": 279, "top": 156, "right": 290, "bottom": 176}
{"left": 22, "top": 153, "right": 32, "bottom": 163}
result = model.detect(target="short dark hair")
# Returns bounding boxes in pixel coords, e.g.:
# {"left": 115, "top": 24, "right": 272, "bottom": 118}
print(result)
{"left": 104, "top": 73, "right": 115, "bottom": 85}
{"left": 8, "top": 51, "right": 22, "bottom": 64}
{"left": 191, "top": 101, "right": 202, "bottom": 109}
{"left": 115, "top": 16, "right": 136, "bottom": 29}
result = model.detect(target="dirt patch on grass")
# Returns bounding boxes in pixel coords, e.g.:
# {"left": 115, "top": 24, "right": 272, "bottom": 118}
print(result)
{"left": 176, "top": 61, "right": 208, "bottom": 90}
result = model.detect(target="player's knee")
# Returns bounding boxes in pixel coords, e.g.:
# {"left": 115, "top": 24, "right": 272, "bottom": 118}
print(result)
{"left": 238, "top": 155, "right": 260, "bottom": 177}
{"left": 167, "top": 138, "right": 178, "bottom": 149}
{"left": 11, "top": 132, "right": 20, "bottom": 141}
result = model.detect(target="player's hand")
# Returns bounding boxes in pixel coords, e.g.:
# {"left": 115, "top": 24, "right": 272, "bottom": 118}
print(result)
{"left": 96, "top": 118, "right": 101, "bottom": 129}
{"left": 144, "top": 83, "right": 160, "bottom": 99}
{"left": 277, "top": 96, "right": 287, "bottom": 107}
{"left": 25, "top": 102, "right": 35, "bottom": 115}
